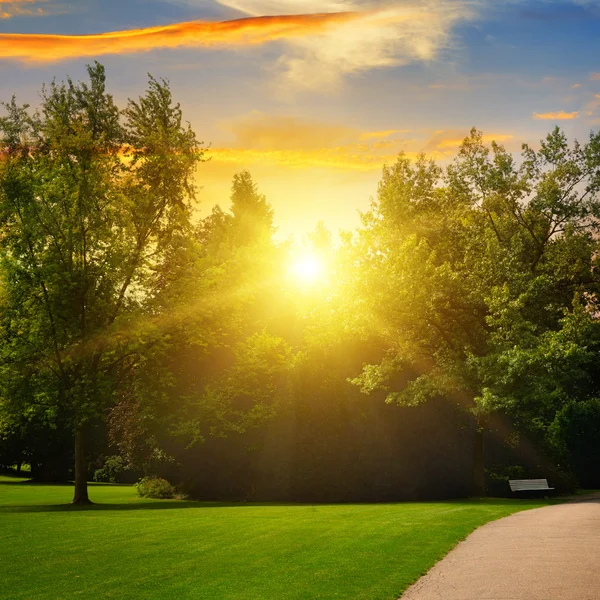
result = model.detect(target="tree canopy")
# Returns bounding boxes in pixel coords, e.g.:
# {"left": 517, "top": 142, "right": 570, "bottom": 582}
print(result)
{"left": 2, "top": 67, "right": 600, "bottom": 501}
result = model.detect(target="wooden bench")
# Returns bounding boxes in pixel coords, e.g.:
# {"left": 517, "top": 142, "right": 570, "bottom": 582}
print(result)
{"left": 509, "top": 478, "right": 554, "bottom": 495}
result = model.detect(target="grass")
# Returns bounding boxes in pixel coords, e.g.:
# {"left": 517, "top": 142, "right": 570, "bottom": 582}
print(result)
{"left": 0, "top": 476, "right": 557, "bottom": 600}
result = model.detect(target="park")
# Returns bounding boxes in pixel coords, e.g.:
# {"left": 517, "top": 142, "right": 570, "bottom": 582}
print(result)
{"left": 1, "top": 63, "right": 600, "bottom": 600}
{"left": 0, "top": 474, "right": 569, "bottom": 600}
{"left": 3, "top": 1, "right": 600, "bottom": 598}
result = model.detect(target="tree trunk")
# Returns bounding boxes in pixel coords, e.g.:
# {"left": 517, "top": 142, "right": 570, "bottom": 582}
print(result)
{"left": 72, "top": 425, "right": 92, "bottom": 505}
{"left": 473, "top": 415, "right": 486, "bottom": 497}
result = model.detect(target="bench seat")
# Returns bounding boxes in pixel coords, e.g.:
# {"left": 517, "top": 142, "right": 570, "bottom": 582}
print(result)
{"left": 509, "top": 478, "right": 554, "bottom": 493}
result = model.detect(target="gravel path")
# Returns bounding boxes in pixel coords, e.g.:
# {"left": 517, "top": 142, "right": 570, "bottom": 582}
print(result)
{"left": 400, "top": 495, "right": 600, "bottom": 600}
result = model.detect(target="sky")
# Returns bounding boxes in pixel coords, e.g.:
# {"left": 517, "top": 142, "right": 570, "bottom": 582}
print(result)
{"left": 1, "top": 0, "right": 600, "bottom": 238}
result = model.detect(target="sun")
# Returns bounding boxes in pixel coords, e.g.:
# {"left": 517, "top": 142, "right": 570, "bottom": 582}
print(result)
{"left": 289, "top": 252, "right": 325, "bottom": 285}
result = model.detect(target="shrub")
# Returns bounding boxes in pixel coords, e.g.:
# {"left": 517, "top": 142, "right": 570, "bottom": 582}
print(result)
{"left": 93, "top": 455, "right": 126, "bottom": 483}
{"left": 135, "top": 476, "right": 176, "bottom": 499}
{"left": 485, "top": 465, "right": 527, "bottom": 497}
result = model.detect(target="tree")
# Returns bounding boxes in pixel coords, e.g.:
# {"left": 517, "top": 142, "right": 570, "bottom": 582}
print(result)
{"left": 104, "top": 171, "right": 292, "bottom": 480}
{"left": 0, "top": 63, "right": 203, "bottom": 503}
{"left": 348, "top": 128, "right": 600, "bottom": 494}
{"left": 229, "top": 170, "right": 274, "bottom": 246}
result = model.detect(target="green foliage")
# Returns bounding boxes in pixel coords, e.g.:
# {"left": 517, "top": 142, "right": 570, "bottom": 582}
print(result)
{"left": 549, "top": 398, "right": 600, "bottom": 487}
{"left": 2, "top": 62, "right": 600, "bottom": 499}
{"left": 349, "top": 127, "right": 600, "bottom": 452}
{"left": 484, "top": 465, "right": 528, "bottom": 497}
{"left": 135, "top": 476, "right": 176, "bottom": 499}
{"left": 93, "top": 455, "right": 128, "bottom": 483}
{"left": 229, "top": 170, "right": 274, "bottom": 246}
{"left": 110, "top": 171, "right": 294, "bottom": 464}
{"left": 486, "top": 465, "right": 527, "bottom": 482}
{"left": 0, "top": 63, "right": 204, "bottom": 499}
{"left": 475, "top": 295, "right": 600, "bottom": 432}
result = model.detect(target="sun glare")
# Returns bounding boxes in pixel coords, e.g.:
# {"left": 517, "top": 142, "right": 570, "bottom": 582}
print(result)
{"left": 289, "top": 252, "right": 325, "bottom": 285}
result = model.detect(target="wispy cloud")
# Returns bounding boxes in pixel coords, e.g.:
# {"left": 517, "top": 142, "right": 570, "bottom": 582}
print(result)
{"left": 532, "top": 110, "right": 579, "bottom": 120}
{"left": 209, "top": 146, "right": 400, "bottom": 171}
{"left": 212, "top": 113, "right": 519, "bottom": 171}
{"left": 223, "top": 111, "right": 359, "bottom": 149}
{"left": 0, "top": 0, "right": 479, "bottom": 81}
{"left": 0, "top": 11, "right": 359, "bottom": 63}
{"left": 422, "top": 130, "right": 515, "bottom": 154}
{"left": 583, "top": 93, "right": 600, "bottom": 117}
{"left": 212, "top": 111, "right": 412, "bottom": 171}
{"left": 0, "top": 0, "right": 50, "bottom": 19}
{"left": 359, "top": 129, "right": 406, "bottom": 141}
{"left": 217, "top": 0, "right": 480, "bottom": 89}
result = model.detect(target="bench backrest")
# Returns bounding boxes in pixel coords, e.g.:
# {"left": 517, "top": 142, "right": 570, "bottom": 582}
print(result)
{"left": 508, "top": 478, "right": 550, "bottom": 492}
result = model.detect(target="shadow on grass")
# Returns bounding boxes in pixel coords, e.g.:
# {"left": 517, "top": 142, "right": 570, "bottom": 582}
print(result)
{"left": 0, "top": 500, "right": 367, "bottom": 513}
{"left": 0, "top": 496, "right": 569, "bottom": 514}
{"left": 0, "top": 501, "right": 240, "bottom": 513}
{"left": 0, "top": 479, "right": 134, "bottom": 486}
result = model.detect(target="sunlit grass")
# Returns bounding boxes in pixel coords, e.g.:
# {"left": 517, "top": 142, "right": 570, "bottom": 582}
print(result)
{"left": 0, "top": 480, "right": 558, "bottom": 600}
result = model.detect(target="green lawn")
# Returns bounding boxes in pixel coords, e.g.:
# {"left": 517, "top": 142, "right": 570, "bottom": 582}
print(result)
{"left": 0, "top": 477, "right": 555, "bottom": 600}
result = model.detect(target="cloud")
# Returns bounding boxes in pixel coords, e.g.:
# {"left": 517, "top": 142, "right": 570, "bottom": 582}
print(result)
{"left": 208, "top": 131, "right": 519, "bottom": 172}
{"left": 359, "top": 129, "right": 406, "bottom": 140}
{"left": 0, "top": 0, "right": 480, "bottom": 86}
{"left": 583, "top": 93, "right": 600, "bottom": 117}
{"left": 223, "top": 111, "right": 358, "bottom": 150}
{"left": 0, "top": 0, "right": 491, "bottom": 90}
{"left": 0, "top": 0, "right": 49, "bottom": 19}
{"left": 218, "top": 0, "right": 352, "bottom": 14}
{"left": 0, "top": 11, "right": 360, "bottom": 63}
{"left": 212, "top": 114, "right": 518, "bottom": 172}
{"left": 532, "top": 111, "right": 579, "bottom": 120}
{"left": 590, "top": 73, "right": 600, "bottom": 80}
{"left": 223, "top": 111, "right": 407, "bottom": 148}
{"left": 213, "top": 111, "right": 408, "bottom": 170}
{"left": 422, "top": 130, "right": 515, "bottom": 154}
{"left": 208, "top": 146, "right": 400, "bottom": 171}
{"left": 216, "top": 0, "right": 479, "bottom": 89}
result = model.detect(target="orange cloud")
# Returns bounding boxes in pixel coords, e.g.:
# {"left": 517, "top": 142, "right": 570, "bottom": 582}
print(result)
{"left": 423, "top": 131, "right": 515, "bottom": 154}
{"left": 590, "top": 73, "right": 600, "bottom": 81}
{"left": 212, "top": 113, "right": 520, "bottom": 173}
{"left": 208, "top": 146, "right": 400, "bottom": 172}
{"left": 0, "top": 0, "right": 49, "bottom": 19}
{"left": 224, "top": 112, "right": 357, "bottom": 150}
{"left": 208, "top": 134, "right": 521, "bottom": 172}
{"left": 359, "top": 129, "right": 405, "bottom": 141}
{"left": 211, "top": 113, "right": 415, "bottom": 171}
{"left": 222, "top": 112, "right": 411, "bottom": 151}
{"left": 0, "top": 12, "right": 360, "bottom": 63}
{"left": 532, "top": 111, "right": 579, "bottom": 120}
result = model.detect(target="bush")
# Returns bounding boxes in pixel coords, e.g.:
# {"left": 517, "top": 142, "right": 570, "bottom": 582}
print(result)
{"left": 94, "top": 455, "right": 127, "bottom": 483}
{"left": 485, "top": 465, "right": 527, "bottom": 497}
{"left": 135, "top": 476, "right": 176, "bottom": 499}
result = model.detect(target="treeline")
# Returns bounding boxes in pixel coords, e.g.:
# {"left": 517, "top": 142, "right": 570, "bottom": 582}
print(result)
{"left": 1, "top": 64, "right": 600, "bottom": 503}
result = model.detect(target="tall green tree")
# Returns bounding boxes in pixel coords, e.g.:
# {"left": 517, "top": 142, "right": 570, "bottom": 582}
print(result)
{"left": 349, "top": 128, "right": 600, "bottom": 493}
{"left": 0, "top": 63, "right": 202, "bottom": 503}
{"left": 105, "top": 171, "right": 292, "bottom": 475}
